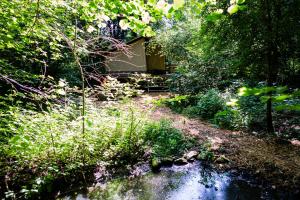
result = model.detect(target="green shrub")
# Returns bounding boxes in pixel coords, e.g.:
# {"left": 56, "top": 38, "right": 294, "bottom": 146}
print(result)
{"left": 214, "top": 109, "right": 239, "bottom": 130}
{"left": 182, "top": 106, "right": 199, "bottom": 117}
{"left": 91, "top": 76, "right": 143, "bottom": 101}
{"left": 155, "top": 95, "right": 191, "bottom": 113}
{"left": 167, "top": 68, "right": 200, "bottom": 94}
{"left": 196, "top": 89, "right": 225, "bottom": 119}
{"left": 198, "top": 142, "right": 214, "bottom": 161}
{"left": 156, "top": 90, "right": 225, "bottom": 120}
{"left": 144, "top": 120, "right": 188, "bottom": 158}
{"left": 238, "top": 95, "right": 266, "bottom": 130}
{"left": 166, "top": 95, "right": 190, "bottom": 113}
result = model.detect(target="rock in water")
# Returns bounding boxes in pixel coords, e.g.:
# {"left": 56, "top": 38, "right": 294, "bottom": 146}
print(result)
{"left": 174, "top": 158, "right": 188, "bottom": 165}
{"left": 151, "top": 158, "right": 161, "bottom": 172}
{"left": 184, "top": 151, "right": 199, "bottom": 161}
{"left": 161, "top": 157, "right": 174, "bottom": 167}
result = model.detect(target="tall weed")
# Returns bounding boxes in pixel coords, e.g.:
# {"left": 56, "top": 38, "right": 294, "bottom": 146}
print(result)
{"left": 1, "top": 100, "right": 148, "bottom": 197}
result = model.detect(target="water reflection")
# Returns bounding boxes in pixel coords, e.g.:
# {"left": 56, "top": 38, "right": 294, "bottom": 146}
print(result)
{"left": 61, "top": 162, "right": 263, "bottom": 200}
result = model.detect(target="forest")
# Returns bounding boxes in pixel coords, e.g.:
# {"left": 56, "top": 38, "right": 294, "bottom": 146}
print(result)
{"left": 0, "top": 0, "right": 299, "bottom": 199}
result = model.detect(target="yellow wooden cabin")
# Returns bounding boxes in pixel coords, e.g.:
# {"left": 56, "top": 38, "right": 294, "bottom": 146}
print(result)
{"left": 106, "top": 37, "right": 166, "bottom": 74}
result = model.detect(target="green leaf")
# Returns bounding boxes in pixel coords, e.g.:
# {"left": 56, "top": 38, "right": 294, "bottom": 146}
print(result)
{"left": 275, "top": 104, "right": 300, "bottom": 111}
{"left": 148, "top": 0, "right": 157, "bottom": 5}
{"left": 227, "top": 5, "right": 239, "bottom": 15}
{"left": 173, "top": 0, "right": 185, "bottom": 9}
{"left": 86, "top": 119, "right": 93, "bottom": 127}
{"left": 206, "top": 12, "right": 223, "bottom": 22}
{"left": 87, "top": 25, "right": 96, "bottom": 33}
{"left": 274, "top": 94, "right": 291, "bottom": 102}
{"left": 237, "top": 0, "right": 246, "bottom": 5}
{"left": 119, "top": 19, "right": 129, "bottom": 30}
{"left": 56, "top": 89, "right": 66, "bottom": 95}
{"left": 238, "top": 5, "right": 247, "bottom": 11}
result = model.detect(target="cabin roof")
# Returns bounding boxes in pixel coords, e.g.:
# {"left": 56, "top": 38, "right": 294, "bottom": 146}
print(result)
{"left": 126, "top": 36, "right": 145, "bottom": 45}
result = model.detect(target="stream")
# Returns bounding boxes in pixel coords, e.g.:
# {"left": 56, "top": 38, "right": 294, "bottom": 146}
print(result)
{"left": 58, "top": 162, "right": 294, "bottom": 200}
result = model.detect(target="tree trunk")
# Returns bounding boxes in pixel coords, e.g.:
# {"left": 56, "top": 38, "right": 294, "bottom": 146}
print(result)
{"left": 263, "top": 0, "right": 281, "bottom": 133}
{"left": 266, "top": 84, "right": 274, "bottom": 133}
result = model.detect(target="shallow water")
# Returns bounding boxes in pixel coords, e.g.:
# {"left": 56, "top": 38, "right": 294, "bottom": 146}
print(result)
{"left": 59, "top": 162, "right": 284, "bottom": 200}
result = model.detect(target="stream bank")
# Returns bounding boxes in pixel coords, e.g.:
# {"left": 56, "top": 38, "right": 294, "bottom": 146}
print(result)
{"left": 134, "top": 93, "right": 300, "bottom": 193}
{"left": 58, "top": 161, "right": 298, "bottom": 200}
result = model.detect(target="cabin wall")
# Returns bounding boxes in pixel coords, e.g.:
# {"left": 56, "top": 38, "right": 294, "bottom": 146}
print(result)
{"left": 106, "top": 38, "right": 147, "bottom": 72}
{"left": 146, "top": 45, "right": 165, "bottom": 72}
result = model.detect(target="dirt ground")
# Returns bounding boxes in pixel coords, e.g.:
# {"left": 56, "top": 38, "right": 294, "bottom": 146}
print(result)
{"left": 135, "top": 92, "right": 300, "bottom": 191}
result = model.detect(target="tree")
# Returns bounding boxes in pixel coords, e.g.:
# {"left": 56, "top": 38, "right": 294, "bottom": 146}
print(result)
{"left": 154, "top": 0, "right": 300, "bottom": 132}
{"left": 222, "top": 0, "right": 300, "bottom": 132}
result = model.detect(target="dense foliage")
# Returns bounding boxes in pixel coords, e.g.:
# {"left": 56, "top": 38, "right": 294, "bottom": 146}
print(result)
{"left": 153, "top": 0, "right": 300, "bottom": 132}
{"left": 157, "top": 87, "right": 299, "bottom": 138}
{"left": 0, "top": 99, "right": 192, "bottom": 198}
{"left": 155, "top": 0, "right": 300, "bottom": 92}
{"left": 0, "top": 0, "right": 181, "bottom": 98}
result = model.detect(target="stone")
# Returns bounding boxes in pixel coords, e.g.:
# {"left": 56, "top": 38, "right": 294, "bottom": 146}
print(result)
{"left": 88, "top": 187, "right": 94, "bottom": 192}
{"left": 196, "top": 154, "right": 203, "bottom": 160}
{"left": 150, "top": 158, "right": 161, "bottom": 171}
{"left": 184, "top": 151, "right": 199, "bottom": 161}
{"left": 174, "top": 158, "right": 188, "bottom": 165}
{"left": 214, "top": 155, "right": 230, "bottom": 163}
{"left": 161, "top": 157, "right": 174, "bottom": 167}
{"left": 143, "top": 149, "right": 152, "bottom": 159}
{"left": 97, "top": 92, "right": 108, "bottom": 101}
{"left": 291, "top": 139, "right": 300, "bottom": 146}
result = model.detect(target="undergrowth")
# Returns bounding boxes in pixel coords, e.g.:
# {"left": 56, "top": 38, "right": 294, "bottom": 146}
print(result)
{"left": 156, "top": 88, "right": 300, "bottom": 136}
{"left": 1, "top": 101, "right": 145, "bottom": 198}
{"left": 144, "top": 120, "right": 194, "bottom": 159}
{"left": 0, "top": 99, "right": 191, "bottom": 199}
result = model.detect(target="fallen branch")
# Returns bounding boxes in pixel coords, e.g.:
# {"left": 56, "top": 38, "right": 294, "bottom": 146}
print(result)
{"left": 0, "top": 74, "right": 64, "bottom": 104}
{"left": 0, "top": 74, "right": 46, "bottom": 96}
